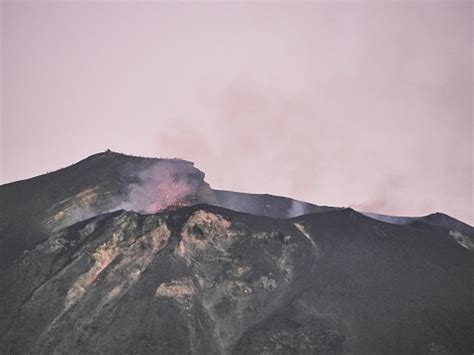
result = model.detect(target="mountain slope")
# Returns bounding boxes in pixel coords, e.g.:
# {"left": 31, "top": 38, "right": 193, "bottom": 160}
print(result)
{"left": 0, "top": 152, "right": 214, "bottom": 268}
{"left": 0, "top": 152, "right": 473, "bottom": 354}
{"left": 0, "top": 152, "right": 335, "bottom": 269}
{"left": 363, "top": 212, "right": 473, "bottom": 237}
{"left": 0, "top": 205, "right": 472, "bottom": 354}
{"left": 213, "top": 189, "right": 337, "bottom": 218}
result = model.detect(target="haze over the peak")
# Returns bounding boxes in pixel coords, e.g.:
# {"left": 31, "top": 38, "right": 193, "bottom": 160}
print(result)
{"left": 1, "top": 2, "right": 472, "bottom": 224}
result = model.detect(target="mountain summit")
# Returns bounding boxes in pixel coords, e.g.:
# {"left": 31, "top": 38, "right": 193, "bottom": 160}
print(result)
{"left": 0, "top": 151, "right": 337, "bottom": 268}
{"left": 0, "top": 151, "right": 472, "bottom": 354}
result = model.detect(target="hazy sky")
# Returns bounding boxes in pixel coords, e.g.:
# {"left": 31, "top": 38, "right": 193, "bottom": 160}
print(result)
{"left": 1, "top": 1, "right": 472, "bottom": 223}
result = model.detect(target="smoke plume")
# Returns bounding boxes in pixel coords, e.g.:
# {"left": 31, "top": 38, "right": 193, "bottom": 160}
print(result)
{"left": 117, "top": 160, "right": 209, "bottom": 214}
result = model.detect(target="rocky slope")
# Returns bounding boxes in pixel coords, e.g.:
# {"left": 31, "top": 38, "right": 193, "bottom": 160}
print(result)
{"left": 0, "top": 151, "right": 334, "bottom": 269}
{"left": 0, "top": 152, "right": 473, "bottom": 354}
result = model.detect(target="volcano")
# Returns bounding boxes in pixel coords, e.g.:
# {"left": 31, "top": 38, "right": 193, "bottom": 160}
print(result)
{"left": 0, "top": 151, "right": 472, "bottom": 354}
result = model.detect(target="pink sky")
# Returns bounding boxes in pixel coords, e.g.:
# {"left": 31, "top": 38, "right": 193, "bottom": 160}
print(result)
{"left": 1, "top": 1, "right": 472, "bottom": 223}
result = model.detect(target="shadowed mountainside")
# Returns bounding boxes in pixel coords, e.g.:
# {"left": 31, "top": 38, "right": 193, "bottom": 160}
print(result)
{"left": 0, "top": 151, "right": 473, "bottom": 354}
{"left": 0, "top": 205, "right": 472, "bottom": 353}
{"left": 362, "top": 212, "right": 473, "bottom": 238}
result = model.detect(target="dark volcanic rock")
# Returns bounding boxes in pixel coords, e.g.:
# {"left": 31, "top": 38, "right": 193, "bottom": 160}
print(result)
{"left": 0, "top": 152, "right": 473, "bottom": 354}
{"left": 213, "top": 190, "right": 336, "bottom": 219}
{"left": 0, "top": 205, "right": 472, "bottom": 354}
{"left": 0, "top": 205, "right": 319, "bottom": 353}
{"left": 0, "top": 152, "right": 333, "bottom": 269}
{"left": 363, "top": 212, "right": 473, "bottom": 238}
{"left": 0, "top": 152, "right": 214, "bottom": 269}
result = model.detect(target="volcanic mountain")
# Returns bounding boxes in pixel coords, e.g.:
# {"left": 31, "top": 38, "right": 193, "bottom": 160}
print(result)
{"left": 0, "top": 151, "right": 472, "bottom": 354}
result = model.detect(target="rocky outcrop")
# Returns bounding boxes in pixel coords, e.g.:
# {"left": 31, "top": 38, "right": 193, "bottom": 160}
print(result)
{"left": 0, "top": 205, "right": 320, "bottom": 353}
{"left": 0, "top": 205, "right": 472, "bottom": 354}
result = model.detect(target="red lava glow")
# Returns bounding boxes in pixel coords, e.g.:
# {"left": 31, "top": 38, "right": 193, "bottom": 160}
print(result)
{"left": 143, "top": 178, "right": 193, "bottom": 213}
{"left": 129, "top": 163, "right": 198, "bottom": 213}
